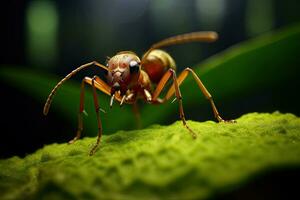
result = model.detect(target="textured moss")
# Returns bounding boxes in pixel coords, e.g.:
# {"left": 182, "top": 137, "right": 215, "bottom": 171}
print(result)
{"left": 1, "top": 112, "right": 300, "bottom": 200}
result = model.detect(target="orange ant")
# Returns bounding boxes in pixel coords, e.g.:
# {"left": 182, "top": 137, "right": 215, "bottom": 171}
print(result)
{"left": 43, "top": 31, "right": 235, "bottom": 155}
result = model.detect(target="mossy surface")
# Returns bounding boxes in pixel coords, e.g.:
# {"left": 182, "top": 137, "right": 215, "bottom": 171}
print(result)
{"left": 1, "top": 112, "right": 300, "bottom": 200}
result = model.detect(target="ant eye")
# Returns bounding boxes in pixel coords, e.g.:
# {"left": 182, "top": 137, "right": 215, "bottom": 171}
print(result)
{"left": 129, "top": 60, "right": 140, "bottom": 73}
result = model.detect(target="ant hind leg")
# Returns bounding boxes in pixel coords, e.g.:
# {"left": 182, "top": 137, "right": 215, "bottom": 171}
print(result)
{"left": 152, "top": 69, "right": 197, "bottom": 139}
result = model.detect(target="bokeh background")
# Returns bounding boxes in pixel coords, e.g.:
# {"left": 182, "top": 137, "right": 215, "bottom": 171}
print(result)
{"left": 1, "top": 0, "right": 300, "bottom": 158}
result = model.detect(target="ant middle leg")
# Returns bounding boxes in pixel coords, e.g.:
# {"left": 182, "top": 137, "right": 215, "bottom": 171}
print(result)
{"left": 132, "top": 102, "right": 142, "bottom": 129}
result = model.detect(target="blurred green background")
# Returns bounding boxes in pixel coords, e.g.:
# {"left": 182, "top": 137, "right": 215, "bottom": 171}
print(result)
{"left": 0, "top": 0, "right": 300, "bottom": 158}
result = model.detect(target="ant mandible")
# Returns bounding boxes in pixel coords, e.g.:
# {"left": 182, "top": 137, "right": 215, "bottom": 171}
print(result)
{"left": 43, "top": 31, "right": 235, "bottom": 155}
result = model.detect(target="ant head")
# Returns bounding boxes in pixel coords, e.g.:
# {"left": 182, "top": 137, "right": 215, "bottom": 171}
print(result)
{"left": 106, "top": 51, "right": 141, "bottom": 95}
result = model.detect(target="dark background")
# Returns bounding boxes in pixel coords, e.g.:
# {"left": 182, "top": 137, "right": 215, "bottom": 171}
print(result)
{"left": 1, "top": 0, "right": 300, "bottom": 159}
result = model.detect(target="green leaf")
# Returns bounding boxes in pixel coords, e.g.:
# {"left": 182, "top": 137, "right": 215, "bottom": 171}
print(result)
{"left": 0, "top": 112, "right": 299, "bottom": 199}
{"left": 1, "top": 24, "right": 300, "bottom": 135}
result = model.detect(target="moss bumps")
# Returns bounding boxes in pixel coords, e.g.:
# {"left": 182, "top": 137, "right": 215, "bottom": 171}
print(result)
{"left": 1, "top": 112, "right": 300, "bottom": 200}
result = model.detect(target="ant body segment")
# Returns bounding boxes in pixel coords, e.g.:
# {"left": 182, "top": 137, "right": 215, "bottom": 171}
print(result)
{"left": 43, "top": 32, "right": 235, "bottom": 155}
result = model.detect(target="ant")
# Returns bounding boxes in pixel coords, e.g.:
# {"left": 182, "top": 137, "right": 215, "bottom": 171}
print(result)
{"left": 43, "top": 31, "right": 235, "bottom": 155}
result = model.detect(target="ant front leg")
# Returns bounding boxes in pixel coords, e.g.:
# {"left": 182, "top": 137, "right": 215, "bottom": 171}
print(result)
{"left": 68, "top": 75, "right": 112, "bottom": 156}
{"left": 68, "top": 77, "right": 89, "bottom": 144}
{"left": 89, "top": 76, "right": 103, "bottom": 156}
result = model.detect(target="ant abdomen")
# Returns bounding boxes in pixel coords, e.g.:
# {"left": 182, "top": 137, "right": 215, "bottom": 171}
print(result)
{"left": 142, "top": 49, "right": 176, "bottom": 83}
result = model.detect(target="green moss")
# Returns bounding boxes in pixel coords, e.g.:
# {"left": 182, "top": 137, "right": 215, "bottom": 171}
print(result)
{"left": 1, "top": 112, "right": 300, "bottom": 200}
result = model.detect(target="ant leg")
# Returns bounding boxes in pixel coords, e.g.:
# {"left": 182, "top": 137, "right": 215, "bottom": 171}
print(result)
{"left": 170, "top": 70, "right": 197, "bottom": 138}
{"left": 68, "top": 76, "right": 112, "bottom": 155}
{"left": 68, "top": 78, "right": 88, "bottom": 144}
{"left": 164, "top": 68, "right": 236, "bottom": 123}
{"left": 152, "top": 69, "right": 197, "bottom": 138}
{"left": 132, "top": 103, "right": 142, "bottom": 129}
{"left": 89, "top": 76, "right": 103, "bottom": 156}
